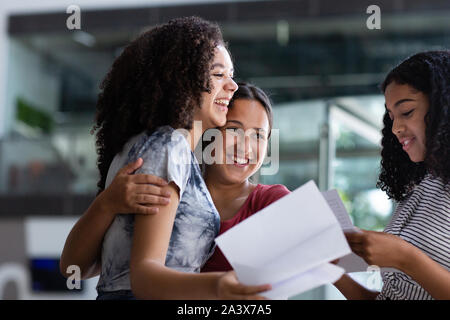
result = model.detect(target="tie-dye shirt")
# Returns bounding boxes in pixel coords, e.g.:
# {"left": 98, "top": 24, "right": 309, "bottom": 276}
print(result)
{"left": 96, "top": 126, "right": 220, "bottom": 293}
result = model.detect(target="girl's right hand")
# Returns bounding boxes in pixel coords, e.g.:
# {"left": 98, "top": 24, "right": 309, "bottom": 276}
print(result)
{"left": 216, "top": 271, "right": 271, "bottom": 300}
{"left": 99, "top": 158, "right": 171, "bottom": 215}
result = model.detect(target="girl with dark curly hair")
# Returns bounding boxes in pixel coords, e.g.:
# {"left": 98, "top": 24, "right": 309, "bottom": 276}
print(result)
{"left": 335, "top": 50, "right": 450, "bottom": 300}
{"left": 61, "top": 17, "right": 273, "bottom": 300}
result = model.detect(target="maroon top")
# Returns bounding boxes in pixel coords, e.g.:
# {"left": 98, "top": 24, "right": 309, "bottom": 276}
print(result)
{"left": 201, "top": 184, "right": 291, "bottom": 272}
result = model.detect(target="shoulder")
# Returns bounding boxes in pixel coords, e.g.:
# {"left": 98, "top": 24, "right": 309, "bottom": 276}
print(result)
{"left": 420, "top": 174, "right": 450, "bottom": 191}
{"left": 412, "top": 174, "right": 450, "bottom": 202}
{"left": 256, "top": 184, "right": 291, "bottom": 197}
{"left": 392, "top": 174, "right": 450, "bottom": 223}
{"left": 129, "top": 127, "right": 192, "bottom": 191}
{"left": 128, "top": 126, "right": 190, "bottom": 161}
{"left": 251, "top": 184, "right": 291, "bottom": 209}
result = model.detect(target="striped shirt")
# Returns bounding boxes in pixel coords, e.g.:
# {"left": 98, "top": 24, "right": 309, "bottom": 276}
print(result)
{"left": 376, "top": 174, "right": 450, "bottom": 300}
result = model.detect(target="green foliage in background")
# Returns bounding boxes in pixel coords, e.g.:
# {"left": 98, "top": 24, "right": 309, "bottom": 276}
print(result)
{"left": 338, "top": 189, "right": 391, "bottom": 231}
{"left": 16, "top": 97, "right": 54, "bottom": 134}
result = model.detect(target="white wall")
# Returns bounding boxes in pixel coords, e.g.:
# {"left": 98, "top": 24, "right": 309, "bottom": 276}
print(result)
{"left": 6, "top": 39, "right": 60, "bottom": 123}
{"left": 0, "top": 217, "right": 99, "bottom": 300}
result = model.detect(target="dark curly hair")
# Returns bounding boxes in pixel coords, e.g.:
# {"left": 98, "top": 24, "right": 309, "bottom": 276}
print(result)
{"left": 92, "top": 16, "right": 225, "bottom": 193}
{"left": 377, "top": 50, "right": 450, "bottom": 201}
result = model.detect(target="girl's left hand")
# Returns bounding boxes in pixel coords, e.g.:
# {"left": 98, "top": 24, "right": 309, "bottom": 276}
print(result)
{"left": 99, "top": 157, "right": 171, "bottom": 215}
{"left": 345, "top": 230, "right": 412, "bottom": 270}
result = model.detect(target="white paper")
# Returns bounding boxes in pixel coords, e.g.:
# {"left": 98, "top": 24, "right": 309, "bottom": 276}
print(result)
{"left": 322, "top": 189, "right": 400, "bottom": 273}
{"left": 321, "top": 189, "right": 358, "bottom": 232}
{"left": 215, "top": 180, "right": 351, "bottom": 299}
{"left": 336, "top": 252, "right": 372, "bottom": 273}
{"left": 263, "top": 263, "right": 344, "bottom": 300}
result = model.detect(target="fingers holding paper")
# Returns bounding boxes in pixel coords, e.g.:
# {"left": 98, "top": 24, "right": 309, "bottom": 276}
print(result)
{"left": 344, "top": 229, "right": 410, "bottom": 270}
{"left": 216, "top": 271, "right": 272, "bottom": 300}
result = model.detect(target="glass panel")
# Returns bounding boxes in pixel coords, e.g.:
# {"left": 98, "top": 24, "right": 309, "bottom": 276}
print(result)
{"left": 321, "top": 96, "right": 393, "bottom": 299}
{"left": 0, "top": 131, "right": 98, "bottom": 195}
{"left": 259, "top": 100, "right": 325, "bottom": 188}
{"left": 330, "top": 98, "right": 393, "bottom": 230}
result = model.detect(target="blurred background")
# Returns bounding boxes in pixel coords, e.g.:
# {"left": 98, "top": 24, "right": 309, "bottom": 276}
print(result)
{"left": 0, "top": 0, "right": 448, "bottom": 300}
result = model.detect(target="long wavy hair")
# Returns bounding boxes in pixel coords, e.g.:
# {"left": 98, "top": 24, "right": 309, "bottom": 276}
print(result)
{"left": 377, "top": 50, "right": 450, "bottom": 201}
{"left": 92, "top": 16, "right": 225, "bottom": 194}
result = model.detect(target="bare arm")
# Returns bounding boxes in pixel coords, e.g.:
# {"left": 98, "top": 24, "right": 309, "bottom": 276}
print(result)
{"left": 129, "top": 182, "right": 271, "bottom": 300}
{"left": 345, "top": 230, "right": 450, "bottom": 300}
{"left": 60, "top": 158, "right": 170, "bottom": 279}
{"left": 60, "top": 193, "right": 114, "bottom": 279}
{"left": 400, "top": 244, "right": 450, "bottom": 300}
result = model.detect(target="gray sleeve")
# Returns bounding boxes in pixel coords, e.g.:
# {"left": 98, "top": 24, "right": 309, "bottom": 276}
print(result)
{"left": 134, "top": 130, "right": 191, "bottom": 198}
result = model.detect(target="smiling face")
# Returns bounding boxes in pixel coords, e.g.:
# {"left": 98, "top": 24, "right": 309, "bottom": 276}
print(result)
{"left": 196, "top": 45, "right": 238, "bottom": 129}
{"left": 206, "top": 98, "right": 270, "bottom": 184}
{"left": 384, "top": 82, "right": 430, "bottom": 163}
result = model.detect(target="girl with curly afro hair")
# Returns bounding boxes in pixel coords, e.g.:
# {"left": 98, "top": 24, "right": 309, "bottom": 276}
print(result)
{"left": 336, "top": 50, "right": 450, "bottom": 300}
{"left": 61, "top": 17, "right": 272, "bottom": 300}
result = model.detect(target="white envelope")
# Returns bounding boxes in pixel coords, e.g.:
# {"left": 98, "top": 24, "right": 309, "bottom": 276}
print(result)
{"left": 215, "top": 180, "right": 351, "bottom": 299}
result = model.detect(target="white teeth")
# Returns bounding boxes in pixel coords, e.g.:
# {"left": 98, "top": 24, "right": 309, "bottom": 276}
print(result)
{"left": 234, "top": 157, "right": 247, "bottom": 164}
{"left": 214, "top": 99, "right": 229, "bottom": 106}
{"left": 403, "top": 139, "right": 412, "bottom": 146}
